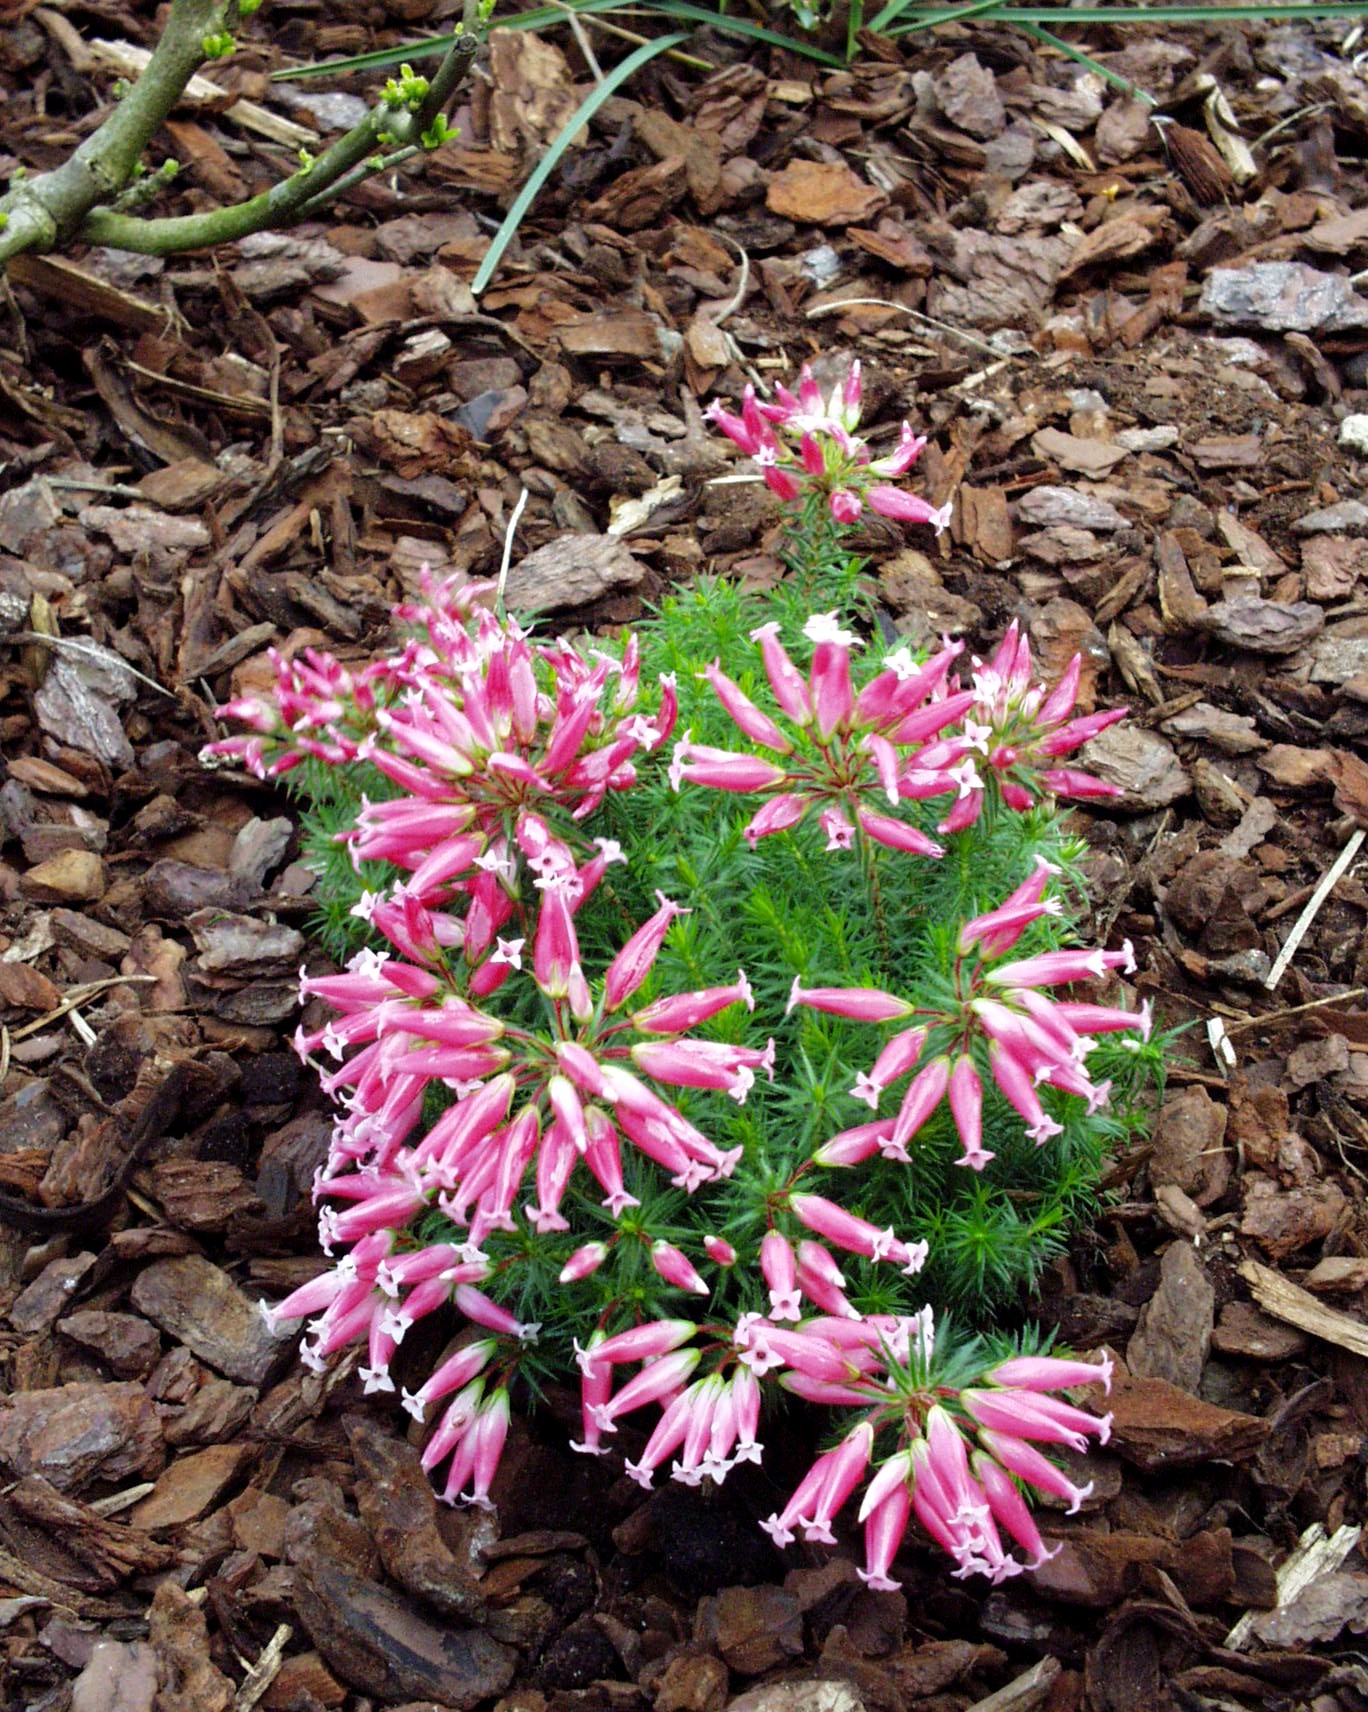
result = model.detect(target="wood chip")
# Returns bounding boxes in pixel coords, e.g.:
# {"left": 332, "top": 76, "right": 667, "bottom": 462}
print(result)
{"left": 1237, "top": 1259, "right": 1368, "bottom": 1359}
{"left": 88, "top": 39, "right": 315, "bottom": 146}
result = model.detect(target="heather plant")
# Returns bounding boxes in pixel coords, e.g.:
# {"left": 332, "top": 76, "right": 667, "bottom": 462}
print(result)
{"left": 208, "top": 362, "right": 1158, "bottom": 1588}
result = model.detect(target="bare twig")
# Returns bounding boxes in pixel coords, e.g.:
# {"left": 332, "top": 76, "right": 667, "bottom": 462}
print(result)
{"left": 1264, "top": 827, "right": 1366, "bottom": 990}
{"left": 497, "top": 487, "right": 531, "bottom": 617}
{"left": 0, "top": 0, "right": 483, "bottom": 263}
{"left": 805, "top": 297, "right": 1012, "bottom": 360}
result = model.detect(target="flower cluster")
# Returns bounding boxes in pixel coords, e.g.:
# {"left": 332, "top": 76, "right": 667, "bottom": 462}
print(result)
{"left": 675, "top": 610, "right": 1132, "bottom": 849}
{"left": 672, "top": 613, "right": 974, "bottom": 852}
{"left": 221, "top": 369, "right": 1144, "bottom": 1593}
{"left": 707, "top": 361, "right": 952, "bottom": 533}
{"left": 750, "top": 1335, "right": 1113, "bottom": 1586}
{"left": 794, "top": 857, "right": 1150, "bottom": 1171}
{"left": 952, "top": 621, "right": 1127, "bottom": 829}
{"left": 205, "top": 575, "right": 678, "bottom": 834}
{"left": 290, "top": 822, "right": 772, "bottom": 1256}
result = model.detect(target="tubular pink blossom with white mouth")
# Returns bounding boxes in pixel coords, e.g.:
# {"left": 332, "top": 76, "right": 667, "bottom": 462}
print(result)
{"left": 706, "top": 362, "right": 947, "bottom": 539}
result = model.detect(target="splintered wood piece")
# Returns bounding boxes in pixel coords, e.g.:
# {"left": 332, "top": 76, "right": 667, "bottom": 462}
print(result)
{"left": 88, "top": 39, "right": 316, "bottom": 146}
{"left": 965, "top": 1658, "right": 1061, "bottom": 1712}
{"left": 1224, "top": 1520, "right": 1363, "bottom": 1650}
{"left": 6, "top": 256, "right": 170, "bottom": 335}
{"left": 1237, "top": 1259, "right": 1368, "bottom": 1359}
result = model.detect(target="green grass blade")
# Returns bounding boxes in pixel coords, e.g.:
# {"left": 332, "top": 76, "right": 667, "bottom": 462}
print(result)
{"left": 273, "top": 0, "right": 1367, "bottom": 86}
{"left": 646, "top": 1, "right": 846, "bottom": 63}
{"left": 271, "top": 1, "right": 632, "bottom": 80}
{"left": 471, "top": 31, "right": 690, "bottom": 298}
{"left": 868, "top": 0, "right": 1006, "bottom": 40}
{"left": 1015, "top": 21, "right": 1157, "bottom": 102}
{"left": 272, "top": 31, "right": 461, "bottom": 78}
{"left": 886, "top": 2, "right": 1368, "bottom": 26}
{"left": 845, "top": 0, "right": 865, "bottom": 62}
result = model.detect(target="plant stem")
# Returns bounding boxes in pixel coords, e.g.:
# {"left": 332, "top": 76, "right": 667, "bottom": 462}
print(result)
{"left": 0, "top": 0, "right": 237, "bottom": 263}
{"left": 858, "top": 833, "right": 891, "bottom": 971}
{"left": 0, "top": 0, "right": 480, "bottom": 263}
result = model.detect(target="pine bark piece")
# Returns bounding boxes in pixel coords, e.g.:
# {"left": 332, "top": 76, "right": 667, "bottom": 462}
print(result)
{"left": 937, "top": 54, "right": 1005, "bottom": 139}
{"left": 501, "top": 533, "right": 646, "bottom": 616}
{"left": 766, "top": 161, "right": 888, "bottom": 227}
{"left": 293, "top": 1557, "right": 515, "bottom": 1707}
{"left": 583, "top": 157, "right": 689, "bottom": 232}
{"left": 130, "top": 1254, "right": 291, "bottom": 1386}
{"left": 1163, "top": 122, "right": 1235, "bottom": 205}
{"left": 149, "top": 1581, "right": 234, "bottom": 1712}
{"left": 347, "top": 1418, "right": 488, "bottom": 1623}
{"left": 1107, "top": 1368, "right": 1269, "bottom": 1471}
{"left": 0, "top": 1382, "right": 164, "bottom": 1493}
{"left": 127, "top": 1443, "right": 254, "bottom": 1531}
{"left": 1127, "top": 1241, "right": 1214, "bottom": 1392}
{"left": 7, "top": 1475, "right": 176, "bottom": 1585}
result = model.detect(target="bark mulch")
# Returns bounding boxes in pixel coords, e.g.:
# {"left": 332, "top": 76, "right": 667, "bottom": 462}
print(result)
{"left": 1, "top": 4, "right": 1368, "bottom": 1710}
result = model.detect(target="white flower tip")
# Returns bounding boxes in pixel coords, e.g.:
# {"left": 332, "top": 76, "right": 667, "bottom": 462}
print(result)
{"left": 803, "top": 612, "right": 859, "bottom": 649}
{"left": 1067, "top": 1481, "right": 1095, "bottom": 1516}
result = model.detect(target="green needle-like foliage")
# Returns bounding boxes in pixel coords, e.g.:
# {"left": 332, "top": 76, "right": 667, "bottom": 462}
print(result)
{"left": 285, "top": 561, "right": 1159, "bottom": 1329}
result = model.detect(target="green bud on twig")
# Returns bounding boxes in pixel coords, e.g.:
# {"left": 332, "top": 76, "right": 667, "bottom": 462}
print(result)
{"left": 420, "top": 114, "right": 458, "bottom": 150}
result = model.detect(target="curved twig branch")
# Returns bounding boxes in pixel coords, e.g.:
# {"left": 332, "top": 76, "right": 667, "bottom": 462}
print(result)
{"left": 0, "top": 0, "right": 481, "bottom": 264}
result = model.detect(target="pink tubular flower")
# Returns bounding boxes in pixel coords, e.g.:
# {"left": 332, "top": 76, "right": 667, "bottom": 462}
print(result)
{"left": 632, "top": 1038, "right": 775, "bottom": 1105}
{"left": 813, "top": 1116, "right": 896, "bottom": 1167}
{"left": 799, "top": 1420, "right": 876, "bottom": 1543}
{"left": 743, "top": 793, "right": 809, "bottom": 847}
{"left": 759, "top": 1420, "right": 872, "bottom": 1548}
{"left": 789, "top": 1194, "right": 926, "bottom": 1275}
{"left": 795, "top": 1240, "right": 856, "bottom": 1317}
{"left": 809, "top": 874, "right": 1145, "bottom": 1168}
{"left": 681, "top": 621, "right": 970, "bottom": 861}
{"left": 948, "top": 620, "right": 1128, "bottom": 822}
{"left": 866, "top": 487, "right": 953, "bottom": 533}
{"left": 962, "top": 1387, "right": 1112, "bottom": 1453}
{"left": 789, "top": 980, "right": 914, "bottom": 1023}
{"left": 433, "top": 1386, "right": 511, "bottom": 1509}
{"left": 559, "top": 1242, "right": 609, "bottom": 1283}
{"left": 633, "top": 971, "right": 754, "bottom": 1035}
{"left": 971, "top": 1451, "right": 1060, "bottom": 1571}
{"left": 701, "top": 661, "right": 794, "bottom": 753}
{"left": 888, "top": 1056, "right": 950, "bottom": 1158}
{"left": 650, "top": 1240, "right": 711, "bottom": 1296}
{"left": 590, "top": 1347, "right": 701, "bottom": 1434}
{"left": 910, "top": 1408, "right": 1019, "bottom": 1584}
{"left": 859, "top": 1476, "right": 913, "bottom": 1591}
{"left": 975, "top": 1428, "right": 1095, "bottom": 1515}
{"left": 761, "top": 1232, "right": 802, "bottom": 1321}
{"left": 704, "top": 1234, "right": 738, "bottom": 1266}
{"left": 947, "top": 1056, "right": 991, "bottom": 1171}
{"left": 670, "top": 743, "right": 790, "bottom": 795}
{"left": 603, "top": 892, "right": 689, "bottom": 1011}
{"left": 707, "top": 362, "right": 946, "bottom": 540}
{"left": 989, "top": 1351, "right": 1114, "bottom": 1395}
